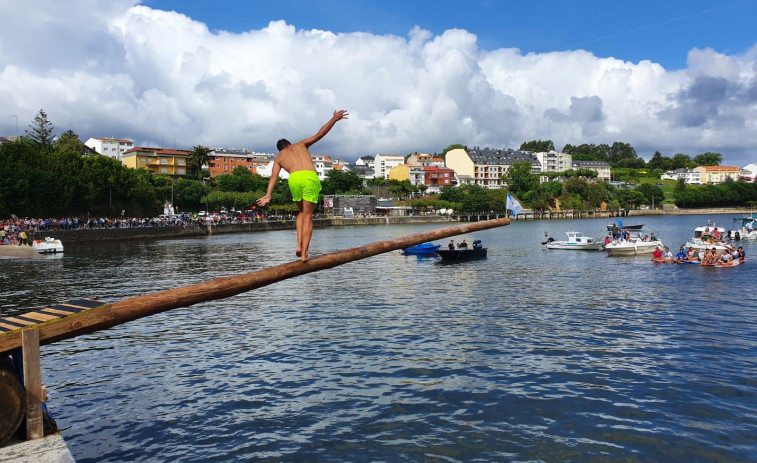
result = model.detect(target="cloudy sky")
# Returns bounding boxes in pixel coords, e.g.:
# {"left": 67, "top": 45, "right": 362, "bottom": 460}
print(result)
{"left": 1, "top": 0, "right": 756, "bottom": 166}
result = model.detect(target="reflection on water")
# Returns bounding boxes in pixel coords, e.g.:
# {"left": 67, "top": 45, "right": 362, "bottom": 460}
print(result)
{"left": 1, "top": 215, "right": 756, "bottom": 462}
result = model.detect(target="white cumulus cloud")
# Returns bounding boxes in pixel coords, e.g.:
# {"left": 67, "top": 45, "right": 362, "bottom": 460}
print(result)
{"left": 0, "top": 0, "right": 755, "bottom": 166}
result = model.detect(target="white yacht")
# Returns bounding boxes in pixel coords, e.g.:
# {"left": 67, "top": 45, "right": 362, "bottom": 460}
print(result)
{"left": 603, "top": 235, "right": 663, "bottom": 256}
{"left": 684, "top": 223, "right": 729, "bottom": 251}
{"left": 728, "top": 216, "right": 756, "bottom": 240}
{"left": 544, "top": 231, "right": 603, "bottom": 250}
{"left": 32, "top": 237, "right": 64, "bottom": 254}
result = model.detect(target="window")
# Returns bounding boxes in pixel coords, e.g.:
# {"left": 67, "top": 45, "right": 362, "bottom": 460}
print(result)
{"left": 161, "top": 167, "right": 168, "bottom": 173}
{"left": 161, "top": 158, "right": 169, "bottom": 164}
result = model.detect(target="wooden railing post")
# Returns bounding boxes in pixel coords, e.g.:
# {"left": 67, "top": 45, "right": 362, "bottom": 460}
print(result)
{"left": 21, "top": 328, "right": 43, "bottom": 440}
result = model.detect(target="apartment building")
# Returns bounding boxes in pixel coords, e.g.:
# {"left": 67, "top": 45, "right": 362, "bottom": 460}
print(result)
{"left": 571, "top": 160, "right": 612, "bottom": 182}
{"left": 445, "top": 147, "right": 541, "bottom": 189}
{"left": 85, "top": 137, "right": 134, "bottom": 162}
{"left": 122, "top": 147, "right": 190, "bottom": 176}
{"left": 694, "top": 165, "right": 743, "bottom": 184}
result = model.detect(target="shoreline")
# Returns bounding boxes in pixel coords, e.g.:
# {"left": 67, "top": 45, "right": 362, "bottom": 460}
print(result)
{"left": 12, "top": 207, "right": 754, "bottom": 245}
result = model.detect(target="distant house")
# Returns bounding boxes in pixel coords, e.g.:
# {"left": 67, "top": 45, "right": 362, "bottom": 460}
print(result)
{"left": 207, "top": 148, "right": 268, "bottom": 177}
{"left": 571, "top": 160, "right": 611, "bottom": 182}
{"left": 694, "top": 165, "right": 742, "bottom": 184}
{"left": 85, "top": 137, "right": 134, "bottom": 162}
{"left": 741, "top": 163, "right": 757, "bottom": 182}
{"left": 660, "top": 168, "right": 701, "bottom": 185}
{"left": 445, "top": 147, "right": 541, "bottom": 189}
{"left": 122, "top": 147, "right": 190, "bottom": 177}
{"left": 373, "top": 154, "right": 405, "bottom": 179}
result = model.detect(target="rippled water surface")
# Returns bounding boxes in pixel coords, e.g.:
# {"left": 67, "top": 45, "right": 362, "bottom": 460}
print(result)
{"left": 1, "top": 214, "right": 756, "bottom": 462}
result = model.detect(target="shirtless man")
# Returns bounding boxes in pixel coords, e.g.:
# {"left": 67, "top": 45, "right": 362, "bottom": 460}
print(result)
{"left": 257, "top": 110, "right": 348, "bottom": 262}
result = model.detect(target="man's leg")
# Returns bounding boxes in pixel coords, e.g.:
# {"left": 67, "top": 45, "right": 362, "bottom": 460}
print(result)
{"left": 295, "top": 201, "right": 304, "bottom": 257}
{"left": 299, "top": 200, "right": 316, "bottom": 262}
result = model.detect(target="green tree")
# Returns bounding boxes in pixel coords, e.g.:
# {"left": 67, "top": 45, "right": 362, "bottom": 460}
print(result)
{"left": 635, "top": 183, "right": 664, "bottom": 206}
{"left": 502, "top": 161, "right": 539, "bottom": 199}
{"left": 26, "top": 109, "right": 55, "bottom": 149}
{"left": 54, "top": 130, "right": 86, "bottom": 156}
{"left": 562, "top": 143, "right": 610, "bottom": 162}
{"left": 693, "top": 152, "right": 722, "bottom": 166}
{"left": 188, "top": 145, "right": 212, "bottom": 180}
{"left": 608, "top": 141, "right": 638, "bottom": 166}
{"left": 647, "top": 151, "right": 674, "bottom": 171}
{"left": 519, "top": 140, "right": 555, "bottom": 152}
{"left": 672, "top": 153, "right": 694, "bottom": 169}
{"left": 321, "top": 169, "right": 364, "bottom": 195}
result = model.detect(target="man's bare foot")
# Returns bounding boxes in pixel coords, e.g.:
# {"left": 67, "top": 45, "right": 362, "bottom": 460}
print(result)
{"left": 296, "top": 247, "right": 302, "bottom": 257}
{"left": 301, "top": 253, "right": 309, "bottom": 263}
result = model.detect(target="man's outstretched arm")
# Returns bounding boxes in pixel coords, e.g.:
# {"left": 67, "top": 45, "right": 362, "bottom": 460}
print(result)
{"left": 301, "top": 110, "right": 349, "bottom": 148}
{"left": 256, "top": 160, "right": 282, "bottom": 207}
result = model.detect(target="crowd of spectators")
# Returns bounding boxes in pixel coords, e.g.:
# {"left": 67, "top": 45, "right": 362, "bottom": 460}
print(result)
{"left": 0, "top": 212, "right": 305, "bottom": 244}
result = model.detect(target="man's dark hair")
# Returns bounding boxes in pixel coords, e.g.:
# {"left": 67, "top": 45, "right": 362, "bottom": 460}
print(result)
{"left": 276, "top": 139, "right": 291, "bottom": 151}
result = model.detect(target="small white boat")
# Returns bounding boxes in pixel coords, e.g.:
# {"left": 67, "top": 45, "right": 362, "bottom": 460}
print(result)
{"left": 684, "top": 223, "right": 729, "bottom": 251}
{"left": 32, "top": 237, "right": 64, "bottom": 254}
{"left": 728, "top": 216, "right": 757, "bottom": 240}
{"left": 544, "top": 231, "right": 603, "bottom": 250}
{"left": 604, "top": 235, "right": 663, "bottom": 256}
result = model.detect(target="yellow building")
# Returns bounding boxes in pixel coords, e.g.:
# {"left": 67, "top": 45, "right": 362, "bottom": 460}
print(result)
{"left": 122, "top": 147, "right": 191, "bottom": 177}
{"left": 388, "top": 164, "right": 410, "bottom": 181}
{"left": 693, "top": 165, "right": 742, "bottom": 184}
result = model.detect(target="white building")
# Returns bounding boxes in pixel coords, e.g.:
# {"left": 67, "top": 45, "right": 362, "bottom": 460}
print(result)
{"left": 571, "top": 160, "right": 611, "bottom": 182}
{"left": 660, "top": 168, "right": 702, "bottom": 184}
{"left": 373, "top": 154, "right": 405, "bottom": 179}
{"left": 741, "top": 163, "right": 757, "bottom": 182}
{"left": 535, "top": 151, "right": 573, "bottom": 173}
{"left": 84, "top": 137, "right": 134, "bottom": 162}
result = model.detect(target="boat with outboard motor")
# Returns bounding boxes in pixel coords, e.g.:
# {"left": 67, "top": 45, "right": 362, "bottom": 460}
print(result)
{"left": 543, "top": 231, "right": 603, "bottom": 250}
{"left": 728, "top": 215, "right": 756, "bottom": 240}
{"left": 437, "top": 240, "right": 487, "bottom": 261}
{"left": 606, "top": 221, "right": 643, "bottom": 232}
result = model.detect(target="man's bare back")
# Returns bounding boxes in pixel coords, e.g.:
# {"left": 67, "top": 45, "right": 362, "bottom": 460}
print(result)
{"left": 275, "top": 143, "right": 317, "bottom": 174}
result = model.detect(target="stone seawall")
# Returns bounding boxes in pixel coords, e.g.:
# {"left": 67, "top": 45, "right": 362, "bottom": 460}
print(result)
{"left": 30, "top": 215, "right": 455, "bottom": 243}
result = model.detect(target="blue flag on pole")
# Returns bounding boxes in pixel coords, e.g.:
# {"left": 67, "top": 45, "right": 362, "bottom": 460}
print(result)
{"left": 506, "top": 193, "right": 523, "bottom": 218}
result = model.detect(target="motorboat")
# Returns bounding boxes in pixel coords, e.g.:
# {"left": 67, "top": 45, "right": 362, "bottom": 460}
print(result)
{"left": 603, "top": 235, "right": 663, "bottom": 256}
{"left": 606, "top": 221, "right": 643, "bottom": 232}
{"left": 728, "top": 215, "right": 756, "bottom": 240}
{"left": 544, "top": 231, "right": 603, "bottom": 250}
{"left": 684, "top": 222, "right": 728, "bottom": 251}
{"left": 32, "top": 237, "right": 64, "bottom": 254}
{"left": 437, "top": 240, "right": 487, "bottom": 261}
{"left": 401, "top": 242, "right": 441, "bottom": 255}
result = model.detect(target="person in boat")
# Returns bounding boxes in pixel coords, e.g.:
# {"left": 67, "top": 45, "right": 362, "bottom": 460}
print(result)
{"left": 675, "top": 246, "right": 687, "bottom": 262}
{"left": 746, "top": 221, "right": 754, "bottom": 233}
{"left": 685, "top": 248, "right": 700, "bottom": 262}
{"left": 663, "top": 247, "right": 673, "bottom": 260}
{"left": 458, "top": 239, "right": 469, "bottom": 249}
{"left": 642, "top": 234, "right": 649, "bottom": 242}
{"left": 701, "top": 249, "right": 715, "bottom": 265}
{"left": 448, "top": 240, "right": 455, "bottom": 250}
{"left": 719, "top": 249, "right": 733, "bottom": 264}
{"left": 652, "top": 246, "right": 663, "bottom": 259}
{"left": 650, "top": 233, "right": 658, "bottom": 241}
{"left": 472, "top": 240, "right": 483, "bottom": 250}
{"left": 737, "top": 246, "right": 746, "bottom": 262}
{"left": 702, "top": 227, "right": 712, "bottom": 242}
{"left": 604, "top": 233, "right": 612, "bottom": 245}
{"left": 256, "top": 110, "right": 348, "bottom": 263}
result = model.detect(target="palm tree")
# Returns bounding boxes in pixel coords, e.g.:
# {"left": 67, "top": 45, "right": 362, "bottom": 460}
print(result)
{"left": 189, "top": 145, "right": 212, "bottom": 180}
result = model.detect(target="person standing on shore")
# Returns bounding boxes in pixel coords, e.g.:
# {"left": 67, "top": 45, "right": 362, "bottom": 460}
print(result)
{"left": 257, "top": 110, "right": 349, "bottom": 262}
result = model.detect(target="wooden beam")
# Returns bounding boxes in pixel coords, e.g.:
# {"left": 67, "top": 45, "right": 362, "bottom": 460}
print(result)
{"left": 0, "top": 218, "right": 509, "bottom": 353}
{"left": 21, "top": 328, "right": 43, "bottom": 440}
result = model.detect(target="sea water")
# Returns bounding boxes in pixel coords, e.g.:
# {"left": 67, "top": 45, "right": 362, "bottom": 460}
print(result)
{"left": 1, "top": 214, "right": 755, "bottom": 462}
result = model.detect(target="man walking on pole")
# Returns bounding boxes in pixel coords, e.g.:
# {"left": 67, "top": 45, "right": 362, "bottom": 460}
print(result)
{"left": 257, "top": 110, "right": 349, "bottom": 262}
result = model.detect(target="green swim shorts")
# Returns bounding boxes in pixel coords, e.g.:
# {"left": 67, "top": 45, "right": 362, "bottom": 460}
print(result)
{"left": 288, "top": 170, "right": 322, "bottom": 204}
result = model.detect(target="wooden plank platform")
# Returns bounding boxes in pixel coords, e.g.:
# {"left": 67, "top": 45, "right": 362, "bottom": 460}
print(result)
{"left": 0, "top": 300, "right": 104, "bottom": 333}
{"left": 0, "top": 299, "right": 111, "bottom": 355}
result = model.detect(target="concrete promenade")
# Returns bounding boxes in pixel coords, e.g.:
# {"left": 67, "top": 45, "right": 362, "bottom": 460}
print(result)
{"left": 24, "top": 207, "right": 754, "bottom": 244}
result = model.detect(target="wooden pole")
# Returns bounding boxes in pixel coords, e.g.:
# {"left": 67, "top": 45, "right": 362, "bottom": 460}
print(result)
{"left": 21, "top": 328, "right": 43, "bottom": 440}
{"left": 0, "top": 218, "right": 509, "bottom": 352}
